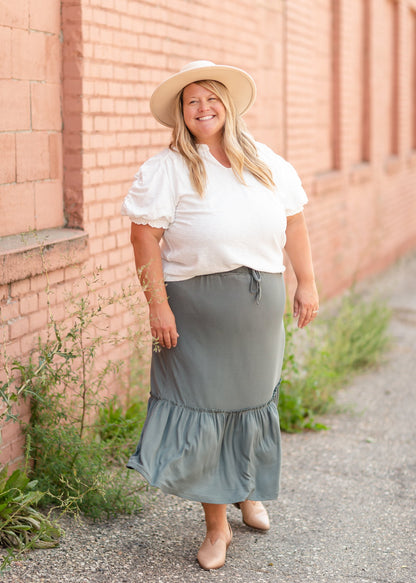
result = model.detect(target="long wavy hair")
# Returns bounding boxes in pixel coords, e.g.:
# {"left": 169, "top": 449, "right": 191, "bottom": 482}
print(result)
{"left": 169, "top": 80, "right": 275, "bottom": 197}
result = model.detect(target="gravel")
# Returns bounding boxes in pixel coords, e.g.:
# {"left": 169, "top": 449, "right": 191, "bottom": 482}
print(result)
{"left": 3, "top": 252, "right": 416, "bottom": 583}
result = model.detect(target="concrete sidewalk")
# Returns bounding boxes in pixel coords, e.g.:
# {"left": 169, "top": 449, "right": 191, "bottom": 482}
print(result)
{"left": 5, "top": 252, "right": 416, "bottom": 583}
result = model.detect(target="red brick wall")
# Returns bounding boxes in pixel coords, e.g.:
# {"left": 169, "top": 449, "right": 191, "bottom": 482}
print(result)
{"left": 286, "top": 0, "right": 416, "bottom": 295}
{"left": 1, "top": 0, "right": 416, "bottom": 468}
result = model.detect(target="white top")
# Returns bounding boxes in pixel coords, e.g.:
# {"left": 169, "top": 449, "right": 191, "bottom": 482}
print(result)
{"left": 121, "top": 142, "right": 308, "bottom": 281}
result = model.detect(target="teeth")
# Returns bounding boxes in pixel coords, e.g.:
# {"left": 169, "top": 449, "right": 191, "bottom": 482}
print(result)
{"left": 198, "top": 115, "right": 214, "bottom": 121}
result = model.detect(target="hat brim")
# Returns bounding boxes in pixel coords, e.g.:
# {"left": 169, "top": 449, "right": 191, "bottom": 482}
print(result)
{"left": 150, "top": 64, "right": 257, "bottom": 128}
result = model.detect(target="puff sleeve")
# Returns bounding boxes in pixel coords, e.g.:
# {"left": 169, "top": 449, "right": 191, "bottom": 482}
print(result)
{"left": 256, "top": 142, "right": 308, "bottom": 216}
{"left": 121, "top": 149, "right": 177, "bottom": 229}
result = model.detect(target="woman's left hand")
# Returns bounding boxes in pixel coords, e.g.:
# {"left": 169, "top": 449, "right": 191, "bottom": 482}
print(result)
{"left": 293, "top": 281, "right": 319, "bottom": 328}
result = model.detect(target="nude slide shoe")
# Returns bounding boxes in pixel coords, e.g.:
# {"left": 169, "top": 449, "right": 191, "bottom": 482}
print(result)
{"left": 197, "top": 523, "right": 233, "bottom": 570}
{"left": 234, "top": 500, "right": 270, "bottom": 530}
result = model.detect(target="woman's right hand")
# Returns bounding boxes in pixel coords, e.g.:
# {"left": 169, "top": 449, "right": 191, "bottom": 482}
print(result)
{"left": 149, "top": 301, "right": 179, "bottom": 349}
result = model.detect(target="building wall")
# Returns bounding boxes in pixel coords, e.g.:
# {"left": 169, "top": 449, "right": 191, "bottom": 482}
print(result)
{"left": 1, "top": 0, "right": 416, "bottom": 468}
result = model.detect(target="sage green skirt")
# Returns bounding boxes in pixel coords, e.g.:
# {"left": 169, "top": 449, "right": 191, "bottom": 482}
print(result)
{"left": 127, "top": 267, "right": 285, "bottom": 504}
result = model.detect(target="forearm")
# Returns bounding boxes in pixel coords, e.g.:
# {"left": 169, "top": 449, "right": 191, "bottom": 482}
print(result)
{"left": 130, "top": 224, "right": 168, "bottom": 306}
{"left": 284, "top": 211, "right": 319, "bottom": 328}
{"left": 130, "top": 223, "right": 178, "bottom": 348}
{"left": 284, "top": 212, "right": 316, "bottom": 285}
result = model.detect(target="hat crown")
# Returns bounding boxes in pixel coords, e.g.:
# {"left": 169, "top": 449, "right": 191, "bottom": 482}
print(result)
{"left": 180, "top": 60, "right": 216, "bottom": 73}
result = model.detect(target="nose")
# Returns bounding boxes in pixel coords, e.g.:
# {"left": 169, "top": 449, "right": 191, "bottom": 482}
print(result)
{"left": 197, "top": 99, "right": 210, "bottom": 112}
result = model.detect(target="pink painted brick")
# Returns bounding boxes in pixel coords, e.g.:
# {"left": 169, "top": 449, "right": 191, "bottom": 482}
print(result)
{"left": 0, "top": 80, "right": 31, "bottom": 132}
{"left": 9, "top": 317, "right": 29, "bottom": 340}
{"left": 46, "top": 34, "right": 62, "bottom": 83}
{"left": 0, "top": 182, "right": 35, "bottom": 236}
{"left": 12, "top": 28, "right": 46, "bottom": 81}
{"left": 34, "top": 181, "right": 64, "bottom": 230}
{"left": 16, "top": 133, "right": 50, "bottom": 182}
{"left": 30, "top": 273, "right": 50, "bottom": 293}
{"left": 0, "top": 26, "right": 12, "bottom": 78}
{"left": 10, "top": 279, "right": 31, "bottom": 297}
{"left": 49, "top": 133, "right": 63, "bottom": 180}
{"left": 0, "top": 134, "right": 16, "bottom": 184}
{"left": 31, "top": 83, "right": 62, "bottom": 131}
{"left": 0, "top": 300, "right": 20, "bottom": 322}
{"left": 29, "top": 309, "right": 48, "bottom": 332}
{"left": 20, "top": 331, "right": 40, "bottom": 356}
{"left": 0, "top": 285, "right": 8, "bottom": 302}
{"left": 29, "top": 0, "right": 61, "bottom": 34}
{"left": 19, "top": 293, "right": 39, "bottom": 315}
{"left": 0, "top": 0, "right": 29, "bottom": 28}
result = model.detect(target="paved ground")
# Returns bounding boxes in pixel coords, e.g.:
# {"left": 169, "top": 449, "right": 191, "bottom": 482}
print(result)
{"left": 3, "top": 252, "right": 416, "bottom": 583}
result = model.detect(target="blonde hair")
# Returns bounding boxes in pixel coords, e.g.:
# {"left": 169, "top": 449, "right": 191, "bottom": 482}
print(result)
{"left": 169, "top": 80, "right": 275, "bottom": 197}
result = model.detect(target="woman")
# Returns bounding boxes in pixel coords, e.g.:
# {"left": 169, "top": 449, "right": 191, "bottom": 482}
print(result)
{"left": 121, "top": 61, "right": 319, "bottom": 570}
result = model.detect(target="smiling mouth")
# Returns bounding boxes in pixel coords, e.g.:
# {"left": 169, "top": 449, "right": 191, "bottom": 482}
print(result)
{"left": 197, "top": 115, "right": 215, "bottom": 121}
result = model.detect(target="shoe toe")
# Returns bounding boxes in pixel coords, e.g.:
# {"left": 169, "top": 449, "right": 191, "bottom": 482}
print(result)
{"left": 240, "top": 501, "right": 270, "bottom": 531}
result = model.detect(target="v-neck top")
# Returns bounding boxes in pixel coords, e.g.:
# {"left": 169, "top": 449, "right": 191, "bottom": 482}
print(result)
{"left": 121, "top": 142, "right": 308, "bottom": 281}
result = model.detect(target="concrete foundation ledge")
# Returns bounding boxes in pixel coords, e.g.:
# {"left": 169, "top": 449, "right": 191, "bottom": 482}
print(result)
{"left": 0, "top": 228, "right": 89, "bottom": 285}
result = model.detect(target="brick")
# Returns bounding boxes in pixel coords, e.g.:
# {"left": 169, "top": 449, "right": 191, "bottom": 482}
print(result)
{"left": 45, "top": 34, "right": 62, "bottom": 83}
{"left": 0, "top": 134, "right": 16, "bottom": 184}
{"left": 108, "top": 249, "right": 122, "bottom": 266}
{"left": 0, "top": 338, "right": 21, "bottom": 361}
{"left": 19, "top": 292, "right": 39, "bottom": 315}
{"left": 0, "top": 0, "right": 29, "bottom": 28}
{"left": 0, "top": 285, "right": 8, "bottom": 302}
{"left": 34, "top": 180, "right": 64, "bottom": 230}
{"left": 12, "top": 29, "right": 46, "bottom": 81}
{"left": 29, "top": 273, "right": 49, "bottom": 293}
{"left": 0, "top": 26, "right": 12, "bottom": 77}
{"left": 9, "top": 316, "right": 29, "bottom": 340}
{"left": 31, "top": 83, "right": 62, "bottom": 131}
{"left": 0, "top": 182, "right": 35, "bottom": 236}
{"left": 49, "top": 133, "right": 63, "bottom": 180}
{"left": 29, "top": 309, "right": 48, "bottom": 331}
{"left": 46, "top": 268, "right": 65, "bottom": 286}
{"left": 0, "top": 80, "right": 31, "bottom": 132}
{"left": 29, "top": 0, "right": 60, "bottom": 34}
{"left": 103, "top": 234, "right": 116, "bottom": 251}
{"left": 0, "top": 300, "right": 20, "bottom": 322}
{"left": 64, "top": 264, "right": 83, "bottom": 281}
{"left": 89, "top": 238, "right": 103, "bottom": 255}
{"left": 20, "top": 331, "right": 41, "bottom": 355}
{"left": 109, "top": 217, "right": 122, "bottom": 232}
{"left": 7, "top": 438, "right": 26, "bottom": 466}
{"left": 16, "top": 133, "right": 50, "bottom": 182}
{"left": 10, "top": 279, "right": 30, "bottom": 297}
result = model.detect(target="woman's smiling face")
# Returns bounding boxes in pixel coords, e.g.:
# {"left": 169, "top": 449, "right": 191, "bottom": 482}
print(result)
{"left": 182, "top": 83, "right": 226, "bottom": 145}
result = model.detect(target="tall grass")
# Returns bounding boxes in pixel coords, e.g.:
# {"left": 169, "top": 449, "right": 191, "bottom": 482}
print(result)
{"left": 279, "top": 291, "right": 391, "bottom": 432}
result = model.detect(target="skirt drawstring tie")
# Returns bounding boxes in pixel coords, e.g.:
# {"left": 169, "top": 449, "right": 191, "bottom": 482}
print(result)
{"left": 248, "top": 268, "right": 262, "bottom": 304}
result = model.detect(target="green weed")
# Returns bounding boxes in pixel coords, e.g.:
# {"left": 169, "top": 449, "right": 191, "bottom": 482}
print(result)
{"left": 279, "top": 291, "right": 391, "bottom": 432}
{"left": 0, "top": 268, "right": 149, "bottom": 524}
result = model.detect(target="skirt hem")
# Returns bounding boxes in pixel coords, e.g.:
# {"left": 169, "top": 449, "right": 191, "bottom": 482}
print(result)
{"left": 126, "top": 460, "right": 279, "bottom": 504}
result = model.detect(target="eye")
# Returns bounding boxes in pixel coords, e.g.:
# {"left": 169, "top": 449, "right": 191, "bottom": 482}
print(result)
{"left": 208, "top": 97, "right": 217, "bottom": 102}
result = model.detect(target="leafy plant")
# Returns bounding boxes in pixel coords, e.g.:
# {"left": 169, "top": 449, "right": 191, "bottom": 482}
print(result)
{"left": 279, "top": 291, "right": 391, "bottom": 432}
{"left": 8, "top": 269, "right": 150, "bottom": 520}
{"left": 0, "top": 466, "right": 61, "bottom": 551}
{"left": 95, "top": 395, "right": 148, "bottom": 462}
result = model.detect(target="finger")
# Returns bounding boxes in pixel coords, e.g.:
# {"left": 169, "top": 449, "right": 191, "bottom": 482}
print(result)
{"left": 297, "top": 308, "right": 307, "bottom": 328}
{"left": 299, "top": 306, "right": 313, "bottom": 328}
{"left": 161, "top": 330, "right": 171, "bottom": 349}
{"left": 301, "top": 307, "right": 319, "bottom": 328}
{"left": 293, "top": 298, "right": 300, "bottom": 318}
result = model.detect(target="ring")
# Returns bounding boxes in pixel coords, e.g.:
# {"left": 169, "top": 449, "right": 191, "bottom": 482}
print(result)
{"left": 312, "top": 309, "right": 319, "bottom": 313}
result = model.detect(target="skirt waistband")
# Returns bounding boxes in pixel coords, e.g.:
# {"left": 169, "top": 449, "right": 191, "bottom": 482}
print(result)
{"left": 214, "top": 266, "right": 263, "bottom": 304}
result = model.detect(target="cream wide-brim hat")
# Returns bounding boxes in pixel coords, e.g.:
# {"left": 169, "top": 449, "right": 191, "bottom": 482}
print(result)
{"left": 149, "top": 60, "right": 257, "bottom": 128}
